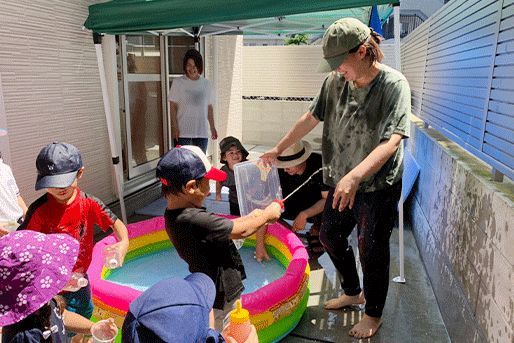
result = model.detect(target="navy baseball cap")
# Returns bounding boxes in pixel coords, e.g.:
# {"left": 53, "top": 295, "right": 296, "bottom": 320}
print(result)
{"left": 156, "top": 145, "right": 226, "bottom": 187}
{"left": 35, "top": 142, "right": 83, "bottom": 191}
{"left": 122, "top": 273, "right": 224, "bottom": 343}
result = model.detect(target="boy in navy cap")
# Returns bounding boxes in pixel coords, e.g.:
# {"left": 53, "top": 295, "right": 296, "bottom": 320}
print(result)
{"left": 156, "top": 145, "right": 281, "bottom": 329}
{"left": 19, "top": 142, "right": 130, "bottom": 342}
{"left": 122, "top": 273, "right": 259, "bottom": 342}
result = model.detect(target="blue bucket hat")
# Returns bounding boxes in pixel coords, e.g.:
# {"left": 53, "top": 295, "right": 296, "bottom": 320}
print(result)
{"left": 35, "top": 142, "right": 83, "bottom": 191}
{"left": 122, "top": 273, "right": 224, "bottom": 343}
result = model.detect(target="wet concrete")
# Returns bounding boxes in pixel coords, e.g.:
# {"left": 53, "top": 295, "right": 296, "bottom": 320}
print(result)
{"left": 127, "top": 201, "right": 450, "bottom": 343}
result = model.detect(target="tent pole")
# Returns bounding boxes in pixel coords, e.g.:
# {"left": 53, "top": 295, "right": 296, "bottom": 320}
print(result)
{"left": 392, "top": 4, "right": 406, "bottom": 284}
{"left": 93, "top": 33, "right": 128, "bottom": 224}
{"left": 393, "top": 4, "right": 401, "bottom": 71}
{"left": 193, "top": 26, "right": 200, "bottom": 50}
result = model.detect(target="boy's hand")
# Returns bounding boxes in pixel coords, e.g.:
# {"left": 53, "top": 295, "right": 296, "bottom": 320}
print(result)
{"left": 249, "top": 208, "right": 264, "bottom": 217}
{"left": 264, "top": 202, "right": 281, "bottom": 223}
{"left": 111, "top": 241, "right": 129, "bottom": 267}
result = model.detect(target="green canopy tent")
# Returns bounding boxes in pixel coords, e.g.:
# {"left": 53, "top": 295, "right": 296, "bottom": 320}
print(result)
{"left": 84, "top": 1, "right": 403, "bottom": 278}
{"left": 84, "top": 0, "right": 398, "bottom": 35}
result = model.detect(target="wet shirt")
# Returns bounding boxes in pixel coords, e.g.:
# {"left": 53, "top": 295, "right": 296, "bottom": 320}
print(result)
{"left": 278, "top": 153, "right": 328, "bottom": 220}
{"left": 165, "top": 207, "right": 246, "bottom": 309}
{"left": 19, "top": 189, "right": 117, "bottom": 272}
{"left": 310, "top": 64, "right": 411, "bottom": 192}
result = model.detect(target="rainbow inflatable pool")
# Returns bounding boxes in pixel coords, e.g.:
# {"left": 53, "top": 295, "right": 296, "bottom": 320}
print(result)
{"left": 88, "top": 216, "right": 310, "bottom": 342}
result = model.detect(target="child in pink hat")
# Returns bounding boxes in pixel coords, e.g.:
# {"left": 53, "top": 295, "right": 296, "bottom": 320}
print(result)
{"left": 0, "top": 230, "right": 116, "bottom": 342}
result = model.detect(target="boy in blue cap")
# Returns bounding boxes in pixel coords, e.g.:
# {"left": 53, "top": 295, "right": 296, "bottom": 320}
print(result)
{"left": 122, "top": 273, "right": 258, "bottom": 342}
{"left": 156, "top": 145, "right": 281, "bottom": 329}
{"left": 19, "top": 142, "right": 130, "bottom": 342}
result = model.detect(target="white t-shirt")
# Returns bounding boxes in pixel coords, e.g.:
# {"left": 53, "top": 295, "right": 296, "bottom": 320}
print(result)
{"left": 168, "top": 76, "right": 215, "bottom": 138}
{"left": 0, "top": 159, "right": 23, "bottom": 222}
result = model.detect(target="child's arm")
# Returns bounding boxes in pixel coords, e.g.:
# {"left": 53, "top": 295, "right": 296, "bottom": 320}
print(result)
{"left": 110, "top": 219, "right": 130, "bottom": 266}
{"left": 230, "top": 202, "right": 281, "bottom": 239}
{"left": 215, "top": 181, "right": 222, "bottom": 201}
{"left": 17, "top": 195, "right": 28, "bottom": 217}
{"left": 255, "top": 225, "right": 270, "bottom": 262}
{"left": 63, "top": 309, "right": 94, "bottom": 334}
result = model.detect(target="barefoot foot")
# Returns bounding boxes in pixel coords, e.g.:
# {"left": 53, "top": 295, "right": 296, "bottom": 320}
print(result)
{"left": 324, "top": 292, "right": 365, "bottom": 310}
{"left": 349, "top": 314, "right": 383, "bottom": 338}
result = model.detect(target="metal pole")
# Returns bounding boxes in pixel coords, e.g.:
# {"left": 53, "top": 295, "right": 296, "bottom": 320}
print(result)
{"left": 393, "top": 5, "right": 401, "bottom": 71}
{"left": 392, "top": 5, "right": 406, "bottom": 283}
{"left": 93, "top": 33, "right": 128, "bottom": 224}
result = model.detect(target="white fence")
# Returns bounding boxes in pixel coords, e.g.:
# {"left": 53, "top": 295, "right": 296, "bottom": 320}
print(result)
{"left": 242, "top": 42, "right": 397, "bottom": 147}
{"left": 402, "top": 0, "right": 514, "bottom": 181}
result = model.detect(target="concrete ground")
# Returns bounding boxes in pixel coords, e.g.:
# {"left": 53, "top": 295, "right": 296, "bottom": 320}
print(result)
{"left": 127, "top": 194, "right": 450, "bottom": 343}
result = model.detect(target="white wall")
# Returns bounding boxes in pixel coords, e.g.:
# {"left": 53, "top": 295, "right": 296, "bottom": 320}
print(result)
{"left": 241, "top": 42, "right": 396, "bottom": 148}
{"left": 0, "top": 0, "right": 115, "bottom": 204}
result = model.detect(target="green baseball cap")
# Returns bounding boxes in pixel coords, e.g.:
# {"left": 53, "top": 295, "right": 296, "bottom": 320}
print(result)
{"left": 317, "top": 18, "right": 371, "bottom": 73}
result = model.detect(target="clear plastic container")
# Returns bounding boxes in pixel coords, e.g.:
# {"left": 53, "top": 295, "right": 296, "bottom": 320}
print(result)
{"left": 62, "top": 272, "right": 88, "bottom": 292}
{"left": 234, "top": 160, "right": 283, "bottom": 216}
{"left": 233, "top": 161, "right": 282, "bottom": 249}
{"left": 103, "top": 246, "right": 120, "bottom": 269}
{"left": 91, "top": 319, "right": 118, "bottom": 343}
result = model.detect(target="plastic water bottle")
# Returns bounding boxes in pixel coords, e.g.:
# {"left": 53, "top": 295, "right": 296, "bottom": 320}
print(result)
{"left": 62, "top": 272, "right": 88, "bottom": 292}
{"left": 103, "top": 245, "right": 120, "bottom": 269}
{"left": 228, "top": 300, "right": 252, "bottom": 343}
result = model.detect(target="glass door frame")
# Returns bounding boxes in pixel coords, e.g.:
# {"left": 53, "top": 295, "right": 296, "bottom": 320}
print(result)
{"left": 121, "top": 35, "right": 169, "bottom": 179}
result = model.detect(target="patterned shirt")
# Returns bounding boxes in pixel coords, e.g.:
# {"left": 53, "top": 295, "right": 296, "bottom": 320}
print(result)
{"left": 19, "top": 189, "right": 117, "bottom": 272}
{"left": 310, "top": 64, "right": 411, "bottom": 192}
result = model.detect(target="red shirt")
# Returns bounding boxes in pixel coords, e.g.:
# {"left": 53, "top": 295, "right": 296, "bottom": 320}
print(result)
{"left": 20, "top": 188, "right": 117, "bottom": 272}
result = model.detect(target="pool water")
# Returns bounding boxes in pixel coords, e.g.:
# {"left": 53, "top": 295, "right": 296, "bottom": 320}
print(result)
{"left": 106, "top": 246, "right": 286, "bottom": 293}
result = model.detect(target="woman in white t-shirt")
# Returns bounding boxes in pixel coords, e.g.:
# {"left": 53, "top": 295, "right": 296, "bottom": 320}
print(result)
{"left": 168, "top": 49, "right": 218, "bottom": 152}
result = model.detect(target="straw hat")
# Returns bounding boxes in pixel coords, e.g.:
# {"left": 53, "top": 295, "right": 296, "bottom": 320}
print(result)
{"left": 276, "top": 140, "right": 312, "bottom": 169}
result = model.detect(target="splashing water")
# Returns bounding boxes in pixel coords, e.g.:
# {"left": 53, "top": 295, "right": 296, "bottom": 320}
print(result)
{"left": 282, "top": 167, "right": 328, "bottom": 202}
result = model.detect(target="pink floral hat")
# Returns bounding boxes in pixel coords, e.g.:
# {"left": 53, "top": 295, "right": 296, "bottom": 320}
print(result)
{"left": 0, "top": 230, "right": 79, "bottom": 326}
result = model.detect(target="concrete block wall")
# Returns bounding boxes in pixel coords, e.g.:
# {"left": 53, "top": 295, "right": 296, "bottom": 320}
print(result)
{"left": 407, "top": 117, "right": 513, "bottom": 343}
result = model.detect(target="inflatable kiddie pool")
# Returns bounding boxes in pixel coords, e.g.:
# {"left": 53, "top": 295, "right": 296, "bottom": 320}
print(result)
{"left": 88, "top": 216, "right": 310, "bottom": 343}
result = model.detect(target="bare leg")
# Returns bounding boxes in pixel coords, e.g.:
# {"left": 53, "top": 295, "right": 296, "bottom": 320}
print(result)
{"left": 324, "top": 291, "right": 365, "bottom": 309}
{"left": 349, "top": 314, "right": 383, "bottom": 338}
